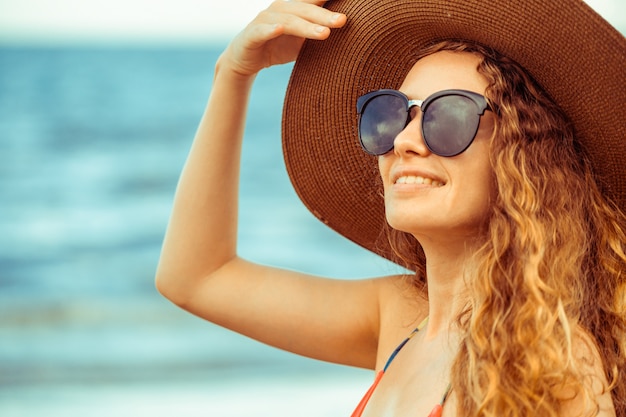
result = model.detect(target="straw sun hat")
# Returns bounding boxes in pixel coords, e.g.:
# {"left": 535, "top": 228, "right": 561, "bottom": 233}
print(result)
{"left": 281, "top": 0, "right": 626, "bottom": 265}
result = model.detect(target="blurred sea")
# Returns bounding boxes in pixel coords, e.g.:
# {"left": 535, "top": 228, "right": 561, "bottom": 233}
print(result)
{"left": 0, "top": 46, "right": 403, "bottom": 416}
{"left": 7, "top": 14, "right": 624, "bottom": 411}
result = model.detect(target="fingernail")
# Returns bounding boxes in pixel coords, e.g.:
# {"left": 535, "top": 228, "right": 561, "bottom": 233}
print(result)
{"left": 330, "top": 13, "right": 341, "bottom": 22}
{"left": 315, "top": 25, "right": 326, "bottom": 33}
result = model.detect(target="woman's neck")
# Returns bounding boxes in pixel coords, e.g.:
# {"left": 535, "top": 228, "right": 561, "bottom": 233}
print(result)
{"left": 419, "top": 237, "right": 475, "bottom": 339}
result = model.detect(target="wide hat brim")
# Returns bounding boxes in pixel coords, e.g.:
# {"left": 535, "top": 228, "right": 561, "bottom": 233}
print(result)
{"left": 282, "top": 0, "right": 626, "bottom": 267}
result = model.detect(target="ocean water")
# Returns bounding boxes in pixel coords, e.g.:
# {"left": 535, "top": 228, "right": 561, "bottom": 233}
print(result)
{"left": 0, "top": 46, "right": 401, "bottom": 416}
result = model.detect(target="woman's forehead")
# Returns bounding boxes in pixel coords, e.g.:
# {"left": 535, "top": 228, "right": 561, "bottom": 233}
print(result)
{"left": 400, "top": 51, "right": 488, "bottom": 100}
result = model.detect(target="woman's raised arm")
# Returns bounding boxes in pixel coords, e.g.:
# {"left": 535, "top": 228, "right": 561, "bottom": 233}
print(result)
{"left": 154, "top": 1, "right": 417, "bottom": 369}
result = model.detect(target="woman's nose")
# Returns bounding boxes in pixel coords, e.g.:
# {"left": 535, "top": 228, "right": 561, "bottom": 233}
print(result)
{"left": 393, "top": 111, "right": 432, "bottom": 158}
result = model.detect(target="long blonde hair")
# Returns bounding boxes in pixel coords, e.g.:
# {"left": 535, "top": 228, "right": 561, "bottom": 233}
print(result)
{"left": 386, "top": 40, "right": 626, "bottom": 416}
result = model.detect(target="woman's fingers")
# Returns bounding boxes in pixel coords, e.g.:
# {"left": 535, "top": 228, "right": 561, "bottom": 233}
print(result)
{"left": 264, "top": 0, "right": 347, "bottom": 35}
{"left": 248, "top": 0, "right": 344, "bottom": 48}
{"left": 221, "top": 0, "right": 346, "bottom": 76}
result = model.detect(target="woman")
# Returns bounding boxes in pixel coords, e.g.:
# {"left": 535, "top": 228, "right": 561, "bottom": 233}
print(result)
{"left": 156, "top": 0, "right": 626, "bottom": 416}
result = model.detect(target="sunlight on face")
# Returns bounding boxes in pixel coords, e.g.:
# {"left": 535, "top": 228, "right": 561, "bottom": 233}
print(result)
{"left": 377, "top": 51, "right": 496, "bottom": 241}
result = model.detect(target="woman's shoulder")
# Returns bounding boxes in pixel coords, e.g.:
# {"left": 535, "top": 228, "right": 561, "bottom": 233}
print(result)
{"left": 373, "top": 274, "right": 429, "bottom": 369}
{"left": 376, "top": 274, "right": 428, "bottom": 323}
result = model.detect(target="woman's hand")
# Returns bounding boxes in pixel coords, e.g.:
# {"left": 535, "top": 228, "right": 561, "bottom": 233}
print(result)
{"left": 219, "top": 0, "right": 347, "bottom": 77}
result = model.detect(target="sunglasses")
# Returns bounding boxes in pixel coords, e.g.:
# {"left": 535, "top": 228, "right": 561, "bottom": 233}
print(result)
{"left": 357, "top": 89, "right": 491, "bottom": 157}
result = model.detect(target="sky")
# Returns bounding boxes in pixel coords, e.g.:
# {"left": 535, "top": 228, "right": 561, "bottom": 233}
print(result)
{"left": 0, "top": 0, "right": 624, "bottom": 45}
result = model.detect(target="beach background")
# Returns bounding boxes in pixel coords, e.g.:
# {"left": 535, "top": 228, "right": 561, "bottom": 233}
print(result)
{"left": 1, "top": 1, "right": 624, "bottom": 416}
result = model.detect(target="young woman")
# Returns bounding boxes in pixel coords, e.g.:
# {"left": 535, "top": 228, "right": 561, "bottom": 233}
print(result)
{"left": 156, "top": 0, "right": 626, "bottom": 415}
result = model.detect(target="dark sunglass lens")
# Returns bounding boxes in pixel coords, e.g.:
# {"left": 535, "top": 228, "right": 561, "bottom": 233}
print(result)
{"left": 359, "top": 94, "right": 408, "bottom": 155}
{"left": 422, "top": 95, "right": 481, "bottom": 157}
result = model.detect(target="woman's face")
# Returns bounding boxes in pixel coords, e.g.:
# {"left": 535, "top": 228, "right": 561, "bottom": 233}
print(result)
{"left": 378, "top": 51, "right": 496, "bottom": 242}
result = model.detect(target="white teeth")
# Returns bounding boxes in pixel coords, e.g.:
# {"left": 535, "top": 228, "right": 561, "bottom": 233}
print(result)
{"left": 395, "top": 175, "right": 443, "bottom": 187}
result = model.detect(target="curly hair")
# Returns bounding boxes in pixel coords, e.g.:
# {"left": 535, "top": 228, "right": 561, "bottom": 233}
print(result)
{"left": 385, "top": 40, "right": 626, "bottom": 416}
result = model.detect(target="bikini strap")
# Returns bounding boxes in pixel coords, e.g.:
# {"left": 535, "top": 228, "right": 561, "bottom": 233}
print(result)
{"left": 417, "top": 316, "right": 429, "bottom": 331}
{"left": 440, "top": 383, "right": 451, "bottom": 405}
{"left": 382, "top": 316, "right": 429, "bottom": 372}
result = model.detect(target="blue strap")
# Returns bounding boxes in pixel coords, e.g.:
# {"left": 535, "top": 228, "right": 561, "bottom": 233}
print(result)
{"left": 382, "top": 327, "right": 420, "bottom": 372}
